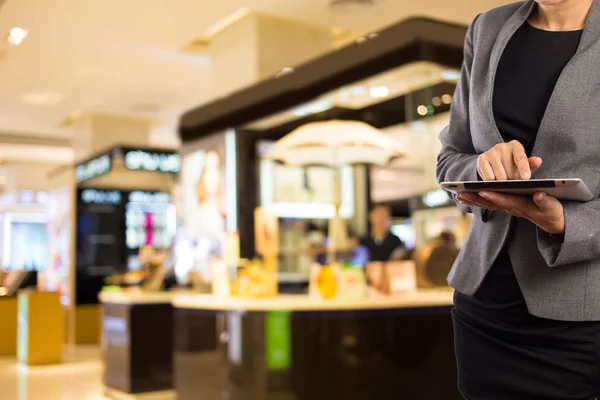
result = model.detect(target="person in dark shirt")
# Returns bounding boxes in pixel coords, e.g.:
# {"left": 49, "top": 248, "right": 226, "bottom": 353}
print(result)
{"left": 438, "top": 1, "right": 600, "bottom": 398}
{"left": 354, "top": 205, "right": 405, "bottom": 262}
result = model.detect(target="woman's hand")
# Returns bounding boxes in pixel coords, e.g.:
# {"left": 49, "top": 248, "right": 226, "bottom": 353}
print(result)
{"left": 457, "top": 191, "right": 565, "bottom": 234}
{"left": 477, "top": 140, "right": 543, "bottom": 181}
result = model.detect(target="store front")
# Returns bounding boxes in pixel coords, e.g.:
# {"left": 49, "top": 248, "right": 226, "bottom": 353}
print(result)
{"left": 169, "top": 16, "right": 468, "bottom": 400}
{"left": 47, "top": 145, "right": 179, "bottom": 345}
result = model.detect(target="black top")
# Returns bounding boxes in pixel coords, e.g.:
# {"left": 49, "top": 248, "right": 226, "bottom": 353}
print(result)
{"left": 360, "top": 232, "right": 403, "bottom": 262}
{"left": 457, "top": 23, "right": 583, "bottom": 317}
{"left": 493, "top": 22, "right": 582, "bottom": 156}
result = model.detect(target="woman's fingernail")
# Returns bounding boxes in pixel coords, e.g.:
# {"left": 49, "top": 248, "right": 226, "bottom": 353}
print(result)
{"left": 479, "top": 192, "right": 489, "bottom": 199}
{"left": 523, "top": 171, "right": 531, "bottom": 179}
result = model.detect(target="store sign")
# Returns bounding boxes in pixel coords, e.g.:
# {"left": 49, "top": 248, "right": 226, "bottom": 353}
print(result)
{"left": 422, "top": 189, "right": 452, "bottom": 209}
{"left": 123, "top": 150, "right": 180, "bottom": 173}
{"left": 128, "top": 191, "right": 171, "bottom": 204}
{"left": 76, "top": 155, "right": 111, "bottom": 183}
{"left": 80, "top": 189, "right": 122, "bottom": 205}
{"left": 17, "top": 190, "right": 35, "bottom": 204}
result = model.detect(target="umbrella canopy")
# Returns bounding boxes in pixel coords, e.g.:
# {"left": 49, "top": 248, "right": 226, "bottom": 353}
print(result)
{"left": 264, "top": 120, "right": 404, "bottom": 167}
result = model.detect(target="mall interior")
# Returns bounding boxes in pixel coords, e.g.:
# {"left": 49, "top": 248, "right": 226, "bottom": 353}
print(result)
{"left": 0, "top": 0, "right": 510, "bottom": 399}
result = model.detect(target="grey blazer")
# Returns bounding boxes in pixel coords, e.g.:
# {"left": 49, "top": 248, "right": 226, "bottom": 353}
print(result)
{"left": 437, "top": 0, "right": 600, "bottom": 321}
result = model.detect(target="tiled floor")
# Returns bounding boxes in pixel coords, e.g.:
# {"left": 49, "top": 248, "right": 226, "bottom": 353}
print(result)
{"left": 0, "top": 346, "right": 106, "bottom": 400}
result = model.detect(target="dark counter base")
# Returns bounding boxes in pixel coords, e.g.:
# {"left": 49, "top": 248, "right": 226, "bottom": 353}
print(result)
{"left": 103, "top": 303, "right": 173, "bottom": 394}
{"left": 175, "top": 306, "right": 460, "bottom": 400}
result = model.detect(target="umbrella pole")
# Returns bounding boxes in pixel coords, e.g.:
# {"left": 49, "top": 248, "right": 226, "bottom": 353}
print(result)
{"left": 327, "top": 167, "right": 343, "bottom": 264}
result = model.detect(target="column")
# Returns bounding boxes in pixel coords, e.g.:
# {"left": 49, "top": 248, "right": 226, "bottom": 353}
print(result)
{"left": 71, "top": 113, "right": 152, "bottom": 162}
{"left": 209, "top": 13, "right": 333, "bottom": 97}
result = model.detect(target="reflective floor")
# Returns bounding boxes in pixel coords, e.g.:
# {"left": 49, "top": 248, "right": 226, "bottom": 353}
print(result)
{"left": 0, "top": 346, "right": 106, "bottom": 400}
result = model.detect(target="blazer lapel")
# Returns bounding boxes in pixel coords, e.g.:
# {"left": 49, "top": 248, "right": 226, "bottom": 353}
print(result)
{"left": 532, "top": 0, "right": 600, "bottom": 170}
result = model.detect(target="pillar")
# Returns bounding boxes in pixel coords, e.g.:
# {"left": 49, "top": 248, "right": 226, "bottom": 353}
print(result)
{"left": 2, "top": 162, "right": 58, "bottom": 193}
{"left": 209, "top": 13, "right": 333, "bottom": 97}
{"left": 71, "top": 113, "right": 153, "bottom": 162}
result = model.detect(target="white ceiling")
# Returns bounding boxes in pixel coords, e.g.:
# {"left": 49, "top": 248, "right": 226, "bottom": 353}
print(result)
{"left": 0, "top": 0, "right": 509, "bottom": 164}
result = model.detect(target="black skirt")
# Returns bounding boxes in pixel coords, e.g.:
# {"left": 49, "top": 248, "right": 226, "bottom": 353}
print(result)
{"left": 453, "top": 247, "right": 600, "bottom": 400}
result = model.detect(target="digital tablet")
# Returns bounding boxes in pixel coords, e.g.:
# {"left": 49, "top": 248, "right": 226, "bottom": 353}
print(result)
{"left": 441, "top": 179, "right": 594, "bottom": 202}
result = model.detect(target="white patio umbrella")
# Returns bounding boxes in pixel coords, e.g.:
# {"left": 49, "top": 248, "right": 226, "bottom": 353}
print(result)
{"left": 264, "top": 119, "right": 404, "bottom": 167}
{"left": 264, "top": 119, "right": 404, "bottom": 261}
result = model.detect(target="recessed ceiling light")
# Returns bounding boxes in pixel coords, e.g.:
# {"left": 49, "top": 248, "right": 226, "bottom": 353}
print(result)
{"left": 442, "top": 94, "right": 452, "bottom": 104}
{"left": 21, "top": 92, "right": 63, "bottom": 105}
{"left": 432, "top": 96, "right": 442, "bottom": 107}
{"left": 369, "top": 86, "right": 389, "bottom": 99}
{"left": 440, "top": 69, "right": 461, "bottom": 81}
{"left": 349, "top": 86, "right": 368, "bottom": 96}
{"left": 7, "top": 27, "right": 28, "bottom": 46}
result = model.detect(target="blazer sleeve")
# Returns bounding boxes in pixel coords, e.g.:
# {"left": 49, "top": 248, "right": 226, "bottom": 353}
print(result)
{"left": 436, "top": 14, "right": 481, "bottom": 214}
{"left": 538, "top": 200, "right": 600, "bottom": 267}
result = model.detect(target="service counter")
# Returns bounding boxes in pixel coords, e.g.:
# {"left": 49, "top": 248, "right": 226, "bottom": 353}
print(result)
{"left": 100, "top": 292, "right": 177, "bottom": 400}
{"left": 173, "top": 291, "right": 460, "bottom": 400}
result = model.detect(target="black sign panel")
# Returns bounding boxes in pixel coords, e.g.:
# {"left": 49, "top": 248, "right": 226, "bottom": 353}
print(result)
{"left": 75, "top": 154, "right": 112, "bottom": 183}
{"left": 120, "top": 147, "right": 180, "bottom": 173}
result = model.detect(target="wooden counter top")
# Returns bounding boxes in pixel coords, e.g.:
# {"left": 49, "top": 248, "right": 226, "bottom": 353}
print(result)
{"left": 99, "top": 291, "right": 182, "bottom": 305}
{"left": 172, "top": 290, "right": 454, "bottom": 311}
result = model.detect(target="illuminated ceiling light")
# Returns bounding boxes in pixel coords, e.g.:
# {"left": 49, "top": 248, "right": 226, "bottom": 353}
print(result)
{"left": 369, "top": 86, "right": 389, "bottom": 99}
{"left": 432, "top": 96, "right": 442, "bottom": 107}
{"left": 276, "top": 67, "right": 295, "bottom": 78}
{"left": 21, "top": 92, "right": 63, "bottom": 105}
{"left": 292, "top": 100, "right": 333, "bottom": 117}
{"left": 7, "top": 27, "right": 28, "bottom": 46}
{"left": 442, "top": 94, "right": 452, "bottom": 104}
{"left": 440, "top": 69, "right": 461, "bottom": 81}
{"left": 356, "top": 37, "right": 367, "bottom": 44}
{"left": 349, "top": 86, "right": 368, "bottom": 96}
{"left": 409, "top": 120, "right": 426, "bottom": 130}
{"left": 368, "top": 33, "right": 379, "bottom": 39}
{"left": 417, "top": 105, "right": 428, "bottom": 116}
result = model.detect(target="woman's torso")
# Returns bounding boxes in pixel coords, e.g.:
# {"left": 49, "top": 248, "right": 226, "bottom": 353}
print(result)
{"left": 447, "top": 1, "right": 600, "bottom": 320}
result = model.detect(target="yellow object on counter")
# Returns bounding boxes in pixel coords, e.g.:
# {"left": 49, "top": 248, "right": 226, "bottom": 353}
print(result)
{"left": 0, "top": 297, "right": 18, "bottom": 356}
{"left": 233, "top": 258, "right": 278, "bottom": 298}
{"left": 17, "top": 291, "right": 63, "bottom": 365}
{"left": 317, "top": 265, "right": 337, "bottom": 299}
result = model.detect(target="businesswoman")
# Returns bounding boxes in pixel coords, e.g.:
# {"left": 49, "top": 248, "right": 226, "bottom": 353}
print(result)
{"left": 437, "top": 0, "right": 600, "bottom": 398}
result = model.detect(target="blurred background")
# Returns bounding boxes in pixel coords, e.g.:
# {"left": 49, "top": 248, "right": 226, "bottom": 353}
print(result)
{"left": 0, "top": 1, "right": 510, "bottom": 399}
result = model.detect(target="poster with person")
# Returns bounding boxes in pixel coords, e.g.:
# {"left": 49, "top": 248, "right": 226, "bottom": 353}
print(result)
{"left": 175, "top": 132, "right": 236, "bottom": 283}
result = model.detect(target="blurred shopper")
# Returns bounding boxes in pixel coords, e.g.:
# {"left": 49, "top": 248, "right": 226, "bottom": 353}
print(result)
{"left": 437, "top": 0, "right": 600, "bottom": 398}
{"left": 354, "top": 205, "right": 405, "bottom": 262}
{"left": 306, "top": 206, "right": 404, "bottom": 264}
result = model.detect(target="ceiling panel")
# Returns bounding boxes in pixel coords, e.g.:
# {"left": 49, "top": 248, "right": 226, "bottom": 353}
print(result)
{"left": 0, "top": 0, "right": 507, "bottom": 149}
